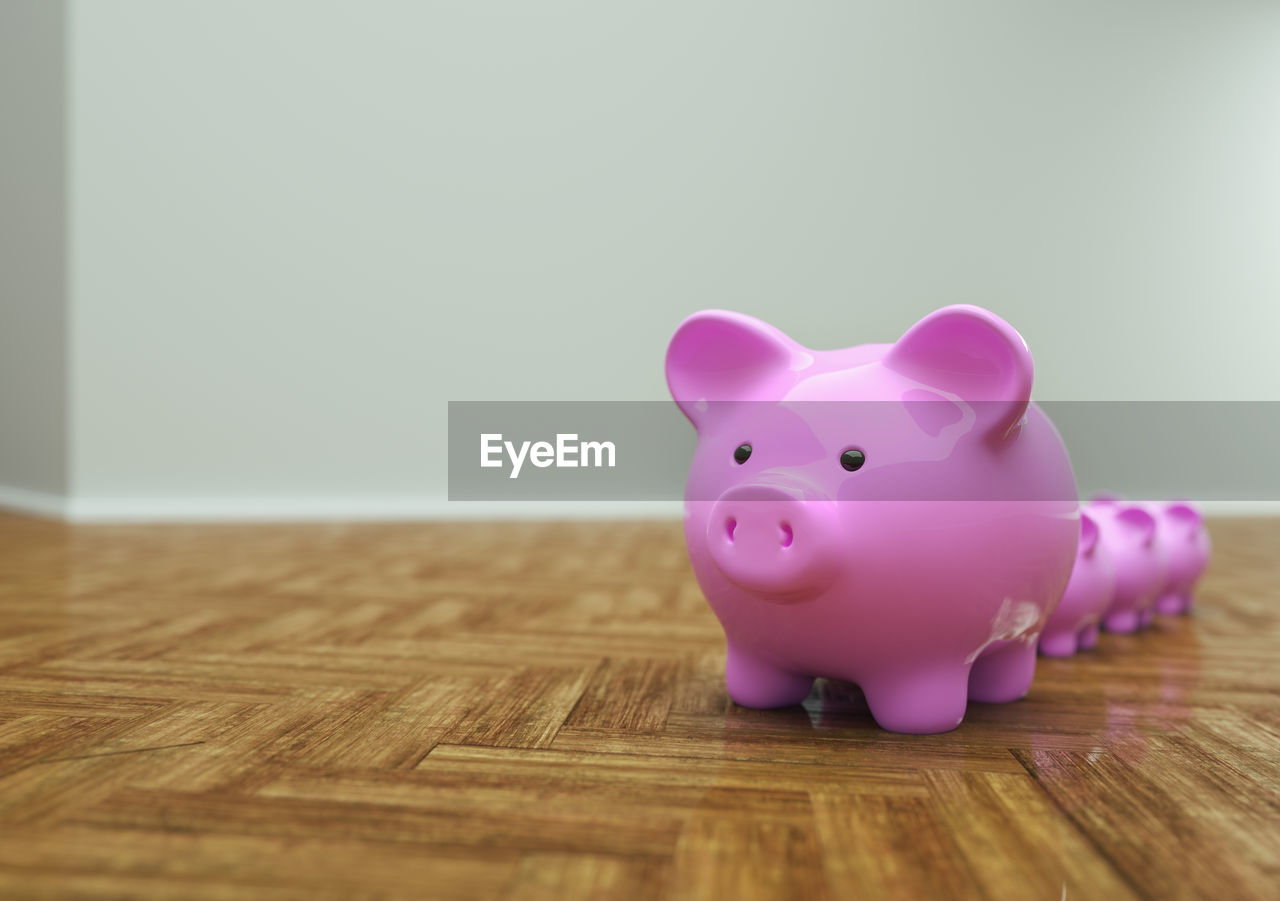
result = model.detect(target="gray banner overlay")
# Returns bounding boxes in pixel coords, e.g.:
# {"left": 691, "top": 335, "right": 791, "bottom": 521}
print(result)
{"left": 448, "top": 402, "right": 1280, "bottom": 501}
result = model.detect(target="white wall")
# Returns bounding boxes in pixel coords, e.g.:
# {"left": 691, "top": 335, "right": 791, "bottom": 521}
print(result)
{"left": 0, "top": 0, "right": 68, "bottom": 511}
{"left": 6, "top": 1, "right": 1280, "bottom": 517}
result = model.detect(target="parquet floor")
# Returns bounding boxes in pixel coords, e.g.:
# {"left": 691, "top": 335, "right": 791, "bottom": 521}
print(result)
{"left": 0, "top": 512, "right": 1277, "bottom": 900}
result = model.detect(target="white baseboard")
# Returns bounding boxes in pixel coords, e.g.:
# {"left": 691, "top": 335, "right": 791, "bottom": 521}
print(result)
{"left": 1196, "top": 500, "right": 1280, "bottom": 517}
{"left": 3, "top": 486, "right": 1279, "bottom": 523}
{"left": 65, "top": 495, "right": 684, "bottom": 523}
{"left": 0, "top": 484, "right": 69, "bottom": 519}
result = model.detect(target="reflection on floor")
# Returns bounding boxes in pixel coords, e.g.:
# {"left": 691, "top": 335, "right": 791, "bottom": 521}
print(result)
{"left": 0, "top": 514, "right": 1276, "bottom": 899}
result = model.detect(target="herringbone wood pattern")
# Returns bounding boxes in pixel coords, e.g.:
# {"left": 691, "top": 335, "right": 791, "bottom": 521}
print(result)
{"left": 0, "top": 513, "right": 1277, "bottom": 899}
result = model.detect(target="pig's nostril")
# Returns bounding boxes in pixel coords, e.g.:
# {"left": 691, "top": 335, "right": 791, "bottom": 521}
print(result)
{"left": 726, "top": 517, "right": 737, "bottom": 542}
{"left": 779, "top": 522, "right": 794, "bottom": 548}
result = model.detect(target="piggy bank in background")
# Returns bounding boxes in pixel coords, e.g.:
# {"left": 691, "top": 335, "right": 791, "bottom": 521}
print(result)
{"left": 666, "top": 305, "right": 1079, "bottom": 734}
{"left": 1151, "top": 502, "right": 1211, "bottom": 615}
{"left": 1088, "top": 498, "right": 1165, "bottom": 633}
{"left": 1038, "top": 510, "right": 1113, "bottom": 657}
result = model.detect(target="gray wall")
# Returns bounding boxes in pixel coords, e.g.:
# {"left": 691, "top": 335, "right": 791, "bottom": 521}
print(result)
{"left": 8, "top": 1, "right": 1280, "bottom": 515}
{"left": 0, "top": 0, "right": 68, "bottom": 503}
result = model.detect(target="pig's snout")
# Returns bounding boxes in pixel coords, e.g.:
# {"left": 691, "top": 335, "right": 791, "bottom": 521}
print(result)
{"left": 707, "top": 484, "right": 840, "bottom": 599}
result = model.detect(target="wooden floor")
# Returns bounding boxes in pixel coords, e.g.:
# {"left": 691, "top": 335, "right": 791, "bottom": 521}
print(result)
{"left": 0, "top": 513, "right": 1277, "bottom": 900}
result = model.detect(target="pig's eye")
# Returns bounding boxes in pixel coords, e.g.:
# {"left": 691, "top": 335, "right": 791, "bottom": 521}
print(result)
{"left": 839, "top": 448, "right": 866, "bottom": 472}
{"left": 733, "top": 444, "right": 752, "bottom": 464}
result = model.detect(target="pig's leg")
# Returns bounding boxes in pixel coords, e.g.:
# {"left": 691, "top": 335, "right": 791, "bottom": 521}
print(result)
{"left": 1159, "top": 589, "right": 1195, "bottom": 615}
{"left": 968, "top": 641, "right": 1037, "bottom": 704}
{"left": 1155, "top": 592, "right": 1184, "bottom": 615}
{"left": 1078, "top": 623, "right": 1100, "bottom": 650}
{"left": 860, "top": 665, "right": 971, "bottom": 734}
{"left": 1038, "top": 630, "right": 1079, "bottom": 658}
{"left": 1138, "top": 608, "right": 1155, "bottom": 628}
{"left": 1103, "top": 608, "right": 1140, "bottom": 633}
{"left": 724, "top": 643, "right": 814, "bottom": 708}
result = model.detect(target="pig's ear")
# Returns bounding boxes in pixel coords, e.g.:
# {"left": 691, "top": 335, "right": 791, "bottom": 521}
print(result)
{"left": 1165, "top": 501, "right": 1203, "bottom": 530}
{"left": 666, "top": 310, "right": 798, "bottom": 426}
{"left": 1116, "top": 505, "right": 1157, "bottom": 546}
{"left": 884, "top": 305, "right": 1033, "bottom": 440}
{"left": 1079, "top": 510, "right": 1100, "bottom": 556}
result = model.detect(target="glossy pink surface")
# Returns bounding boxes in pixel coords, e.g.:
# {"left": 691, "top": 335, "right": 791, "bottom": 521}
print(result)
{"left": 1088, "top": 498, "right": 1166, "bottom": 634}
{"left": 1150, "top": 501, "right": 1211, "bottom": 615}
{"left": 1039, "top": 510, "right": 1114, "bottom": 657}
{"left": 667, "top": 306, "right": 1079, "bottom": 734}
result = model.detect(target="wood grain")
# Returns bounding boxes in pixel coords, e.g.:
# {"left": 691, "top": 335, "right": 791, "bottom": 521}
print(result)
{"left": 0, "top": 512, "right": 1277, "bottom": 899}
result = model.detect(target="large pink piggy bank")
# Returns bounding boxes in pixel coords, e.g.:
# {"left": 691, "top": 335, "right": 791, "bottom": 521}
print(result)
{"left": 666, "top": 305, "right": 1079, "bottom": 734}
{"left": 1038, "top": 510, "right": 1113, "bottom": 657}
{"left": 1088, "top": 498, "right": 1165, "bottom": 633}
{"left": 1151, "top": 502, "right": 1211, "bottom": 615}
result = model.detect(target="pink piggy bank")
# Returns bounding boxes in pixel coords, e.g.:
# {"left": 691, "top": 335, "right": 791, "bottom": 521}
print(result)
{"left": 1151, "top": 502, "right": 1211, "bottom": 615}
{"left": 1088, "top": 498, "right": 1165, "bottom": 634}
{"left": 1038, "top": 510, "right": 1113, "bottom": 657}
{"left": 666, "top": 305, "right": 1079, "bottom": 734}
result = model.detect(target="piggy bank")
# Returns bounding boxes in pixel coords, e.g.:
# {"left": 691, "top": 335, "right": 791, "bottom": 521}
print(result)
{"left": 1088, "top": 498, "right": 1165, "bottom": 633}
{"left": 1151, "top": 502, "right": 1211, "bottom": 615}
{"left": 666, "top": 305, "right": 1079, "bottom": 734}
{"left": 1038, "top": 509, "right": 1113, "bottom": 657}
